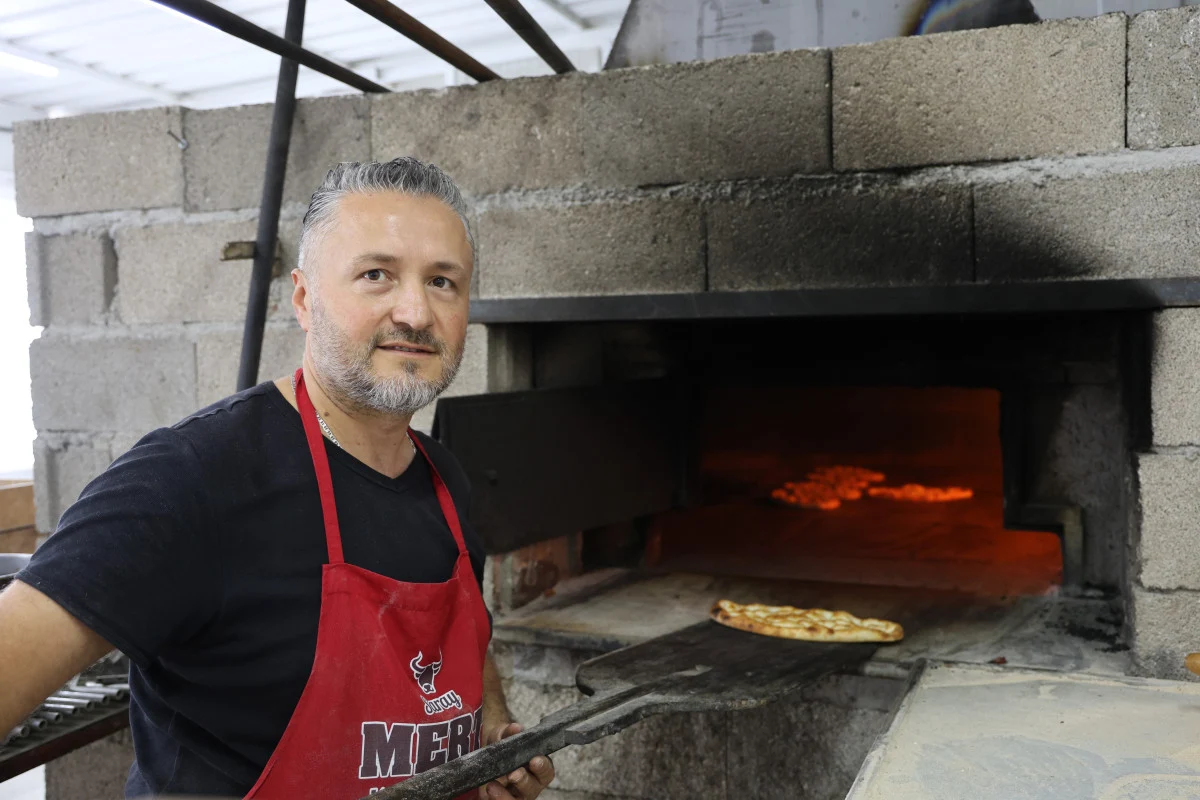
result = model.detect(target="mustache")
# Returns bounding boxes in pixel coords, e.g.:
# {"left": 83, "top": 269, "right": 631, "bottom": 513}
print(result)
{"left": 369, "top": 328, "right": 444, "bottom": 354}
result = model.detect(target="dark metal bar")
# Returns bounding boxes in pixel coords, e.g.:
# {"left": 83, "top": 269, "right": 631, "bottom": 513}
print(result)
{"left": 482, "top": 0, "right": 577, "bottom": 73}
{"left": 148, "top": 0, "right": 388, "bottom": 93}
{"left": 467, "top": 279, "right": 1200, "bottom": 324}
{"left": 342, "top": 0, "right": 501, "bottom": 82}
{"left": 237, "top": 0, "right": 306, "bottom": 392}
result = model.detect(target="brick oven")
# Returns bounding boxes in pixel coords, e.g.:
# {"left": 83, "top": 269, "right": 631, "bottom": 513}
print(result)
{"left": 14, "top": 6, "right": 1200, "bottom": 799}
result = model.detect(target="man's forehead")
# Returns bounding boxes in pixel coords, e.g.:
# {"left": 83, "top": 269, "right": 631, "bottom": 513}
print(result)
{"left": 322, "top": 191, "right": 473, "bottom": 265}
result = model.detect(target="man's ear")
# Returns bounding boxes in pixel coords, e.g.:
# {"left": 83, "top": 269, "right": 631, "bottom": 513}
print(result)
{"left": 292, "top": 269, "right": 312, "bottom": 332}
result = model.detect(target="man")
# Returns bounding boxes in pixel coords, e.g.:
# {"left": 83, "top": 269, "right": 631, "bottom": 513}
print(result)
{"left": 0, "top": 157, "right": 554, "bottom": 799}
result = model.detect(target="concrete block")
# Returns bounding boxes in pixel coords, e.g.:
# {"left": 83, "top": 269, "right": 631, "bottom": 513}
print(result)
{"left": 44, "top": 730, "right": 133, "bottom": 800}
{"left": 14, "top": 107, "right": 185, "bottom": 217}
{"left": 708, "top": 180, "right": 972, "bottom": 291}
{"left": 33, "top": 434, "right": 113, "bottom": 534}
{"left": 728, "top": 688, "right": 893, "bottom": 800}
{"left": 1129, "top": 586, "right": 1200, "bottom": 679}
{"left": 582, "top": 50, "right": 830, "bottom": 187}
{"left": 476, "top": 199, "right": 704, "bottom": 298}
{"left": 1129, "top": 7, "right": 1200, "bottom": 149}
{"left": 371, "top": 75, "right": 584, "bottom": 195}
{"left": 114, "top": 217, "right": 298, "bottom": 325}
{"left": 195, "top": 323, "right": 307, "bottom": 407}
{"left": 975, "top": 162, "right": 1200, "bottom": 281}
{"left": 1136, "top": 451, "right": 1200, "bottom": 591}
{"left": 832, "top": 15, "right": 1126, "bottom": 170}
{"left": 25, "top": 231, "right": 116, "bottom": 327}
{"left": 183, "top": 96, "right": 370, "bottom": 212}
{"left": 1152, "top": 310, "right": 1200, "bottom": 446}
{"left": 31, "top": 333, "right": 197, "bottom": 432}
{"left": 503, "top": 680, "right": 727, "bottom": 800}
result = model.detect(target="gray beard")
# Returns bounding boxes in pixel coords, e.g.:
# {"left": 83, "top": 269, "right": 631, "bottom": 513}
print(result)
{"left": 308, "top": 302, "right": 463, "bottom": 417}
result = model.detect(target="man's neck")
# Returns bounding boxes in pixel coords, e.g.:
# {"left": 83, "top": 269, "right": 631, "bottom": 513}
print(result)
{"left": 277, "top": 359, "right": 417, "bottom": 479}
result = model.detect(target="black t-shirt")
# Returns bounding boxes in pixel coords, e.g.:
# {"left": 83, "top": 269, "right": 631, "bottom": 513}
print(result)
{"left": 17, "top": 383, "right": 489, "bottom": 797}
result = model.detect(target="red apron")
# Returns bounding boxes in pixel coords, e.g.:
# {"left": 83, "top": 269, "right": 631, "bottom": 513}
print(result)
{"left": 244, "top": 368, "right": 491, "bottom": 800}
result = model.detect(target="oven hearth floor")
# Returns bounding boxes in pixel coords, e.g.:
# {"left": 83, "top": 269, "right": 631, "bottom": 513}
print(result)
{"left": 492, "top": 570, "right": 1128, "bottom": 677}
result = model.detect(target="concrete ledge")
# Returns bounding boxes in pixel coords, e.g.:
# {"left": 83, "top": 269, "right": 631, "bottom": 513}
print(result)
{"left": 975, "top": 162, "right": 1200, "bottom": 281}
{"left": 183, "top": 96, "right": 370, "bottom": 212}
{"left": 476, "top": 198, "right": 704, "bottom": 298}
{"left": 44, "top": 730, "right": 133, "bottom": 800}
{"left": 1136, "top": 450, "right": 1200, "bottom": 591}
{"left": 708, "top": 179, "right": 971, "bottom": 291}
{"left": 1129, "top": 7, "right": 1200, "bottom": 150}
{"left": 31, "top": 333, "right": 197, "bottom": 432}
{"left": 25, "top": 231, "right": 116, "bottom": 327}
{"left": 1129, "top": 586, "right": 1200, "bottom": 680}
{"left": 15, "top": 107, "right": 185, "bottom": 217}
{"left": 371, "top": 76, "right": 584, "bottom": 195}
{"left": 832, "top": 15, "right": 1125, "bottom": 171}
{"left": 582, "top": 49, "right": 831, "bottom": 187}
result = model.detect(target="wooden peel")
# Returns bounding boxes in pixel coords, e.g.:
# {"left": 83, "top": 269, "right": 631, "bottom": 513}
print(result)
{"left": 1186, "top": 653, "right": 1200, "bottom": 675}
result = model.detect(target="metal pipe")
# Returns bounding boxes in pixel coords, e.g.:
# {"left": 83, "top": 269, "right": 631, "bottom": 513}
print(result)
{"left": 40, "top": 703, "right": 79, "bottom": 715}
{"left": 481, "top": 0, "right": 576, "bottom": 73}
{"left": 78, "top": 683, "right": 130, "bottom": 700}
{"left": 45, "top": 696, "right": 95, "bottom": 710}
{"left": 56, "top": 690, "right": 111, "bottom": 705}
{"left": 31, "top": 710, "right": 63, "bottom": 723}
{"left": 236, "top": 0, "right": 306, "bottom": 392}
{"left": 147, "top": 0, "right": 388, "bottom": 93}
{"left": 342, "top": 0, "right": 500, "bottom": 82}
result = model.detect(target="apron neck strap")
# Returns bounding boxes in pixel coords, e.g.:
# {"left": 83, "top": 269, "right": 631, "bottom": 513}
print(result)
{"left": 294, "top": 368, "right": 471, "bottom": 564}
{"left": 295, "top": 368, "right": 345, "bottom": 565}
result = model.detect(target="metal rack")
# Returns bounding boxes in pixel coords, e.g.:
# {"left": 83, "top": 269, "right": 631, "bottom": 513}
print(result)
{"left": 146, "top": 0, "right": 577, "bottom": 392}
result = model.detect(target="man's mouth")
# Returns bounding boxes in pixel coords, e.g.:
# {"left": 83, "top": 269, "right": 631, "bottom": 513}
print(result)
{"left": 377, "top": 343, "right": 437, "bottom": 355}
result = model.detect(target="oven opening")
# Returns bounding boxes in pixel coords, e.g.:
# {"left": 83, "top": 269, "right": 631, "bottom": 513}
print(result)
{"left": 645, "top": 385, "right": 1062, "bottom": 597}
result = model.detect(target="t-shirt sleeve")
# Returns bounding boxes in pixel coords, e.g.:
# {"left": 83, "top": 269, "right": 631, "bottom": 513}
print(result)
{"left": 16, "top": 427, "right": 220, "bottom": 668}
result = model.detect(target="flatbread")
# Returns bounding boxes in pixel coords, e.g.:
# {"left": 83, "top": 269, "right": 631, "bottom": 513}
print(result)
{"left": 867, "top": 484, "right": 973, "bottom": 502}
{"left": 711, "top": 599, "right": 904, "bottom": 643}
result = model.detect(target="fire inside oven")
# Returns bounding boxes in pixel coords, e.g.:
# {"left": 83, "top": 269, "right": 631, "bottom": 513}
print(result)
{"left": 645, "top": 385, "right": 1062, "bottom": 597}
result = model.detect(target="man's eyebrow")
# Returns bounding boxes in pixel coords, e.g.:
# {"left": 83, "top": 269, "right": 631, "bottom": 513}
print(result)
{"left": 351, "top": 252, "right": 399, "bottom": 265}
{"left": 432, "top": 260, "right": 467, "bottom": 276}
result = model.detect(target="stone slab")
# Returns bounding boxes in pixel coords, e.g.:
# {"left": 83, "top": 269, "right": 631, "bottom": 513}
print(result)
{"left": 114, "top": 216, "right": 299, "bottom": 325}
{"left": 26, "top": 231, "right": 116, "bottom": 327}
{"left": 582, "top": 49, "right": 831, "bottom": 187}
{"left": 1129, "top": 6, "right": 1200, "bottom": 149}
{"left": 30, "top": 333, "right": 197, "bottom": 432}
{"left": 975, "top": 162, "right": 1200, "bottom": 281}
{"left": 183, "top": 96, "right": 370, "bottom": 212}
{"left": 476, "top": 198, "right": 704, "bottom": 298}
{"left": 1151, "top": 309, "right": 1200, "bottom": 446}
{"left": 15, "top": 107, "right": 185, "bottom": 217}
{"left": 44, "top": 730, "right": 133, "bottom": 800}
{"left": 1129, "top": 586, "right": 1200, "bottom": 679}
{"left": 1136, "top": 451, "right": 1200, "bottom": 591}
{"left": 371, "top": 75, "right": 584, "bottom": 195}
{"left": 708, "top": 180, "right": 972, "bottom": 291}
{"left": 832, "top": 15, "right": 1126, "bottom": 170}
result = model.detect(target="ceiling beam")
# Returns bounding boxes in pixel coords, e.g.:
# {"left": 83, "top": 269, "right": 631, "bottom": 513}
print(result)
{"left": 0, "top": 39, "right": 181, "bottom": 105}
{"left": 529, "top": 0, "right": 590, "bottom": 31}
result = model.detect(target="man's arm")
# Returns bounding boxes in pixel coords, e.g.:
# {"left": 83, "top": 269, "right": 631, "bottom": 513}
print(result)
{"left": 0, "top": 581, "right": 116, "bottom": 736}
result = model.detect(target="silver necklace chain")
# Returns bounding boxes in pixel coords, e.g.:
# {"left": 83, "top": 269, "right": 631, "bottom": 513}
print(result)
{"left": 293, "top": 375, "right": 416, "bottom": 460}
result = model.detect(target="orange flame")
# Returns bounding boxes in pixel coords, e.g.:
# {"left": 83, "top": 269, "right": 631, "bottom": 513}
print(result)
{"left": 867, "top": 484, "right": 974, "bottom": 502}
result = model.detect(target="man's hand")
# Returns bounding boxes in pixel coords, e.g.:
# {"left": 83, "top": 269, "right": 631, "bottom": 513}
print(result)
{"left": 477, "top": 722, "right": 555, "bottom": 800}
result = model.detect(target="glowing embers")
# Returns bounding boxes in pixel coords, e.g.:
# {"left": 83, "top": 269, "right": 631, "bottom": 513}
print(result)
{"left": 771, "top": 466, "right": 973, "bottom": 511}
{"left": 867, "top": 484, "right": 974, "bottom": 503}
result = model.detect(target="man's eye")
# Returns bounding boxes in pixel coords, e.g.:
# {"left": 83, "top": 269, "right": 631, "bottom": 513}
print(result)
{"left": 430, "top": 276, "right": 455, "bottom": 289}
{"left": 364, "top": 269, "right": 384, "bottom": 281}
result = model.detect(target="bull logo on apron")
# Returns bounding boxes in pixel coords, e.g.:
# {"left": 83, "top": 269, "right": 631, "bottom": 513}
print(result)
{"left": 410, "top": 651, "right": 442, "bottom": 695}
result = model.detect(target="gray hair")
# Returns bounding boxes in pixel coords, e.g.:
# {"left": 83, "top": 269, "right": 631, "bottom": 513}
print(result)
{"left": 298, "top": 157, "right": 475, "bottom": 278}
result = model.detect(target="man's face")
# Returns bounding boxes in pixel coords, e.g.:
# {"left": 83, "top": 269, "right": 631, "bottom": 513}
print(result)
{"left": 293, "top": 191, "right": 473, "bottom": 416}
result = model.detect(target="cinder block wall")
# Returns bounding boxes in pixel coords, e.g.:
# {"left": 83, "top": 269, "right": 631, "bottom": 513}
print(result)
{"left": 15, "top": 8, "right": 1200, "bottom": 798}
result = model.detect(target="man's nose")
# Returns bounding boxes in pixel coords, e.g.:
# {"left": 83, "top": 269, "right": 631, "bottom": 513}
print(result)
{"left": 389, "top": 278, "right": 434, "bottom": 330}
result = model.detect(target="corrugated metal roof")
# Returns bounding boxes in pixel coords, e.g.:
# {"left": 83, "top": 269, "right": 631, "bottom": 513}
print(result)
{"left": 0, "top": 0, "right": 631, "bottom": 197}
